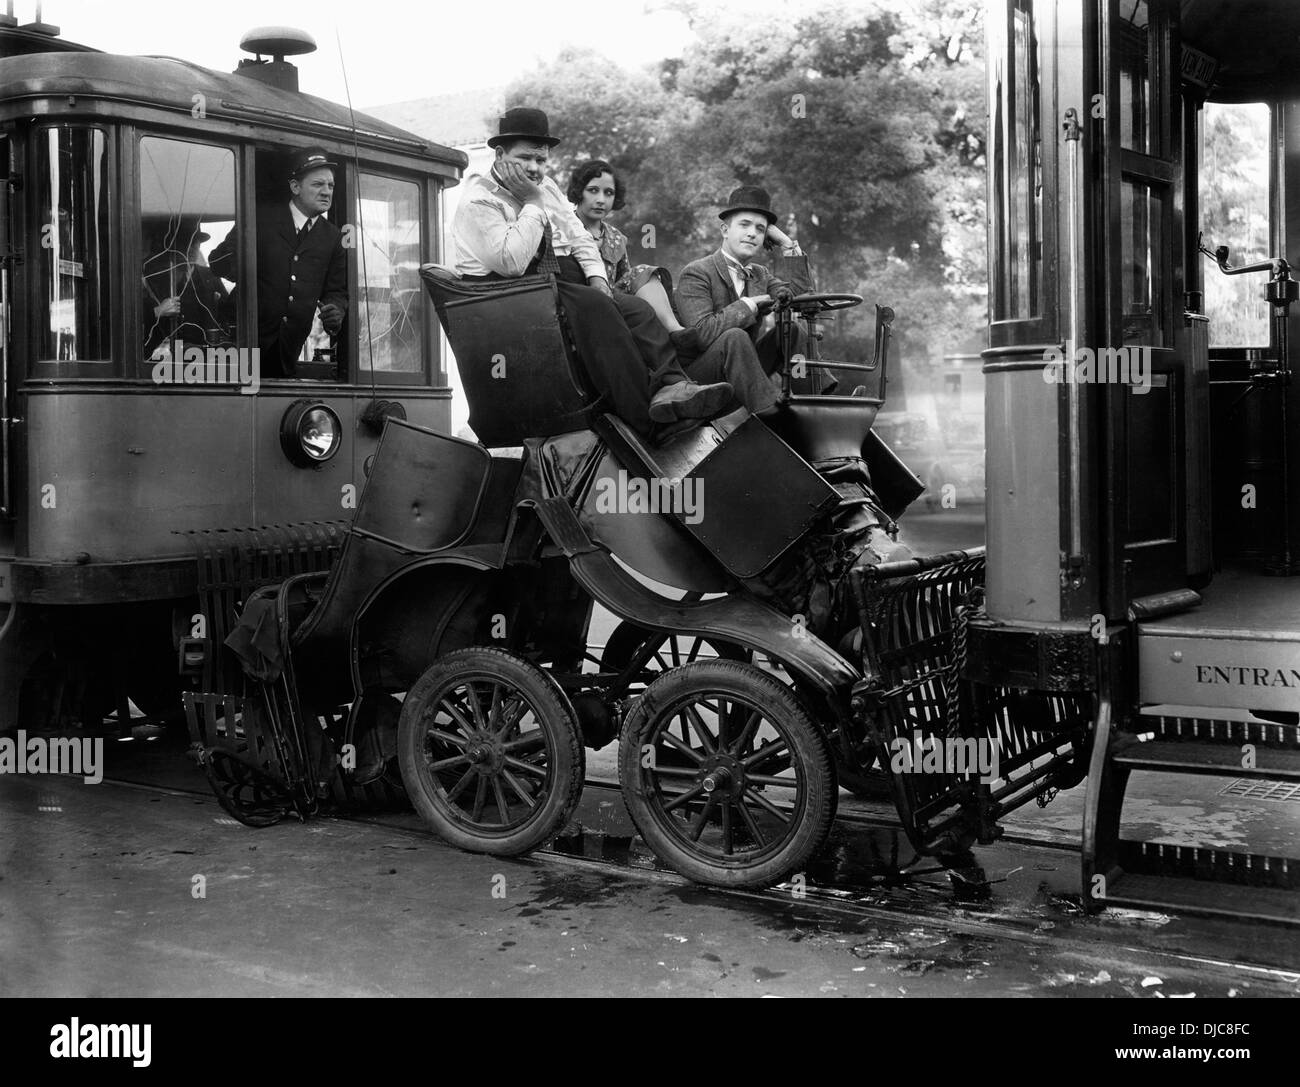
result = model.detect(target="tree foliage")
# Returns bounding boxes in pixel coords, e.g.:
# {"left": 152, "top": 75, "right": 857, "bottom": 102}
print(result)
{"left": 500, "top": 0, "right": 988, "bottom": 390}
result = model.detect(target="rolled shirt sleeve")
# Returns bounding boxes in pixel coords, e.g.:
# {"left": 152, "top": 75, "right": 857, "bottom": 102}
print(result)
{"left": 461, "top": 198, "right": 547, "bottom": 278}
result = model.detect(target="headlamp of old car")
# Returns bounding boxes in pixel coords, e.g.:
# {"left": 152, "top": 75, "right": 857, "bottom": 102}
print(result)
{"left": 280, "top": 399, "right": 342, "bottom": 467}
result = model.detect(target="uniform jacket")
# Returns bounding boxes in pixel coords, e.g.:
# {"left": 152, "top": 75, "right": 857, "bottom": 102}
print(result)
{"left": 676, "top": 249, "right": 815, "bottom": 348}
{"left": 210, "top": 204, "right": 347, "bottom": 363}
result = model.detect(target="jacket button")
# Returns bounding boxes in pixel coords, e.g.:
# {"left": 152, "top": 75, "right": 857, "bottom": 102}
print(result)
{"left": 288, "top": 295, "right": 294, "bottom": 302}
{"left": 294, "top": 256, "right": 300, "bottom": 262}
{"left": 291, "top": 275, "right": 296, "bottom": 281}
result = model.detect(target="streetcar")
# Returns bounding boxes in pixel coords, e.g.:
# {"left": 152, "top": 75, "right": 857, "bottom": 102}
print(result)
{"left": 0, "top": 19, "right": 465, "bottom": 730}
{"left": 974, "top": 0, "right": 1300, "bottom": 924}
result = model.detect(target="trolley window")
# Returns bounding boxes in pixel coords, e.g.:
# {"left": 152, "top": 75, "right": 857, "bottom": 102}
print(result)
{"left": 36, "top": 126, "right": 111, "bottom": 364}
{"left": 1199, "top": 102, "right": 1271, "bottom": 347}
{"left": 988, "top": 0, "right": 1044, "bottom": 326}
{"left": 1118, "top": 0, "right": 1152, "bottom": 155}
{"left": 1120, "top": 178, "right": 1165, "bottom": 345}
{"left": 356, "top": 172, "right": 426, "bottom": 382}
{"left": 138, "top": 136, "right": 237, "bottom": 364}
{"left": 1113, "top": 0, "right": 1172, "bottom": 349}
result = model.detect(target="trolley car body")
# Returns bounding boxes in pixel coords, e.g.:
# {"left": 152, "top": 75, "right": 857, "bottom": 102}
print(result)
{"left": 976, "top": 0, "right": 1300, "bottom": 922}
{"left": 0, "top": 25, "right": 465, "bottom": 728}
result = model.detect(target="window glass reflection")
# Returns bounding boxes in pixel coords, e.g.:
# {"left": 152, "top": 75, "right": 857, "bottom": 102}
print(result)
{"left": 1118, "top": 0, "right": 1152, "bottom": 154}
{"left": 989, "top": 0, "right": 1043, "bottom": 323}
{"left": 357, "top": 173, "right": 424, "bottom": 376}
{"left": 1121, "top": 178, "right": 1164, "bottom": 346}
{"left": 139, "top": 136, "right": 236, "bottom": 360}
{"left": 38, "top": 127, "right": 110, "bottom": 362}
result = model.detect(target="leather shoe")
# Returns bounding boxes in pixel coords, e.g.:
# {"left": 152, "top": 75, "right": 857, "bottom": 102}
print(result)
{"left": 648, "top": 380, "right": 734, "bottom": 423}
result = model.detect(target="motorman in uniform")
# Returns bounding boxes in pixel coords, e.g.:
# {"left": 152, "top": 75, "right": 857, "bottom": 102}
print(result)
{"left": 210, "top": 145, "right": 347, "bottom": 377}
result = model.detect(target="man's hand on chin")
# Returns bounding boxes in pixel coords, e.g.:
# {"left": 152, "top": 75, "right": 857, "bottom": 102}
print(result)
{"left": 588, "top": 277, "right": 613, "bottom": 297}
{"left": 493, "top": 161, "right": 545, "bottom": 206}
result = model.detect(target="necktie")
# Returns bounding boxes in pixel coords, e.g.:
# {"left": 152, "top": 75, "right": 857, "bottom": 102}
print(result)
{"left": 533, "top": 219, "right": 561, "bottom": 278}
{"left": 298, "top": 218, "right": 313, "bottom": 242}
{"left": 727, "top": 259, "right": 752, "bottom": 298}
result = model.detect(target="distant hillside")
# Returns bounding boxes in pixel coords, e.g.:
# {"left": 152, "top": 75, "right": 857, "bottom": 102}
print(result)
{"left": 362, "top": 87, "right": 506, "bottom": 148}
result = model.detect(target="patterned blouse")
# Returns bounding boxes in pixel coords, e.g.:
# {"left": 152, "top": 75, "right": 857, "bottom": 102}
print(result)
{"left": 588, "top": 219, "right": 673, "bottom": 299}
{"left": 591, "top": 220, "right": 631, "bottom": 287}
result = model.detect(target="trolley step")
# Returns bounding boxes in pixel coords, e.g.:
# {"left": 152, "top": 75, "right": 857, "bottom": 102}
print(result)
{"left": 1083, "top": 707, "right": 1300, "bottom": 926}
{"left": 1101, "top": 873, "right": 1300, "bottom": 927}
{"left": 1113, "top": 739, "right": 1300, "bottom": 780}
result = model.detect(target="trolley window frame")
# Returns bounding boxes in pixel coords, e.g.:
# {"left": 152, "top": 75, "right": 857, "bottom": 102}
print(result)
{"left": 987, "top": 0, "right": 1059, "bottom": 349}
{"left": 27, "top": 121, "right": 120, "bottom": 379}
{"left": 352, "top": 165, "right": 435, "bottom": 388}
{"left": 126, "top": 125, "right": 246, "bottom": 382}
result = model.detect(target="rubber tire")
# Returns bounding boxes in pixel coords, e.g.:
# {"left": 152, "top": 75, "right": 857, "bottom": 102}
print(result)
{"left": 398, "top": 647, "right": 585, "bottom": 856}
{"left": 618, "top": 660, "right": 836, "bottom": 889}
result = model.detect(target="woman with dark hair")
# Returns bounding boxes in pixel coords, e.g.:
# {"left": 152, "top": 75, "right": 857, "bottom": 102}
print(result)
{"left": 568, "top": 159, "right": 691, "bottom": 341}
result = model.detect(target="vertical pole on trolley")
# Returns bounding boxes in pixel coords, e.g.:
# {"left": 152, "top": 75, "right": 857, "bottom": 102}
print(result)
{"left": 1063, "top": 108, "right": 1085, "bottom": 570}
{"left": 1267, "top": 261, "right": 1295, "bottom": 573}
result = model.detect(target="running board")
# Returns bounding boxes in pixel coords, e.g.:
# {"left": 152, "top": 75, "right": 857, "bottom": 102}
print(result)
{"left": 1112, "top": 738, "right": 1300, "bottom": 780}
{"left": 1100, "top": 872, "right": 1300, "bottom": 926}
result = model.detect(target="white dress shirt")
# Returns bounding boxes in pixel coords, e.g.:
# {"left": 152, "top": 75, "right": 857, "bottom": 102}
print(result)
{"left": 722, "top": 254, "right": 752, "bottom": 303}
{"left": 453, "top": 171, "right": 607, "bottom": 281}
{"left": 724, "top": 244, "right": 802, "bottom": 313}
{"left": 288, "top": 203, "right": 319, "bottom": 232}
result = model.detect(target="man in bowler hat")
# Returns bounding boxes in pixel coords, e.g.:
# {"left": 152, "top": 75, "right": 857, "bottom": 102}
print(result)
{"left": 452, "top": 107, "right": 733, "bottom": 436}
{"left": 210, "top": 146, "right": 347, "bottom": 377}
{"left": 677, "top": 186, "right": 833, "bottom": 397}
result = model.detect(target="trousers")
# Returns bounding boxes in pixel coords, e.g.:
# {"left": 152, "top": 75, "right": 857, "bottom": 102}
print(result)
{"left": 679, "top": 328, "right": 778, "bottom": 415}
{"left": 556, "top": 281, "right": 689, "bottom": 437}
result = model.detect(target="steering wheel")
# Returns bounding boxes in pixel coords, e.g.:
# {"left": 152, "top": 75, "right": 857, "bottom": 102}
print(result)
{"left": 784, "top": 292, "right": 863, "bottom": 314}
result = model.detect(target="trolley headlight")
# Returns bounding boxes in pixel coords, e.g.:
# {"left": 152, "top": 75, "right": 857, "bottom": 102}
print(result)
{"left": 280, "top": 399, "right": 342, "bottom": 467}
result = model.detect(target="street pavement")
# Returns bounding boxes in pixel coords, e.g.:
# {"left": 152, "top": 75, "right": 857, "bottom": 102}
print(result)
{"left": 1, "top": 752, "right": 1295, "bottom": 998}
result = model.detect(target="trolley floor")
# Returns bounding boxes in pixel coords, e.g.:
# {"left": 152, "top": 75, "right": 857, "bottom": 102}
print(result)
{"left": 1140, "top": 566, "right": 1300, "bottom": 641}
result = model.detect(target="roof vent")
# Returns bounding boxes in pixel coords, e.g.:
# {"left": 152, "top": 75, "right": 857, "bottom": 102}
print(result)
{"left": 234, "top": 26, "right": 317, "bottom": 93}
{"left": 11, "top": 1, "right": 59, "bottom": 34}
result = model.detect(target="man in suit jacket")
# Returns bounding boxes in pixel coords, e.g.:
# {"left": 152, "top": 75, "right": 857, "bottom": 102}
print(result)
{"left": 677, "top": 186, "right": 832, "bottom": 396}
{"left": 210, "top": 146, "right": 347, "bottom": 378}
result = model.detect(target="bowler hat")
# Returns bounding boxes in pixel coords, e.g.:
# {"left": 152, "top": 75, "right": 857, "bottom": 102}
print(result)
{"left": 719, "top": 185, "right": 777, "bottom": 222}
{"left": 488, "top": 107, "right": 562, "bottom": 149}
{"left": 289, "top": 146, "right": 339, "bottom": 179}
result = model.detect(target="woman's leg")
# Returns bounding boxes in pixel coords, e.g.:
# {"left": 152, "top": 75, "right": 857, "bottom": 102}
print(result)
{"left": 634, "top": 278, "right": 685, "bottom": 332}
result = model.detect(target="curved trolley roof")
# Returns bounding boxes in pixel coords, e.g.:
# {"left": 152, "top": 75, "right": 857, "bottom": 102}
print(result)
{"left": 0, "top": 41, "right": 467, "bottom": 179}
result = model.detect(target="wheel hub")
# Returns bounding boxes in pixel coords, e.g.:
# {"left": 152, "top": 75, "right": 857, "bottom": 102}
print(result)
{"left": 699, "top": 753, "right": 743, "bottom": 798}
{"left": 466, "top": 736, "right": 504, "bottom": 773}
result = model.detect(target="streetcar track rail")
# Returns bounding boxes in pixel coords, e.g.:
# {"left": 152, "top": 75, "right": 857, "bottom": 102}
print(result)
{"left": 91, "top": 771, "right": 1300, "bottom": 985}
